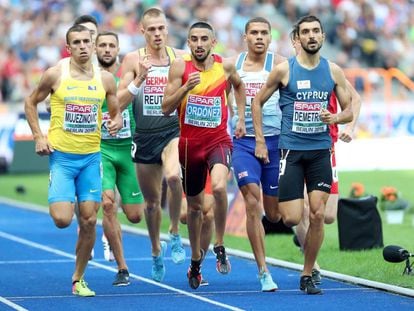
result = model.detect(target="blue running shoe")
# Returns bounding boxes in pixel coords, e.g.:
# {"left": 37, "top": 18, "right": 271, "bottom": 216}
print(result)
{"left": 259, "top": 271, "right": 278, "bottom": 292}
{"left": 169, "top": 232, "right": 185, "bottom": 264}
{"left": 152, "top": 241, "right": 167, "bottom": 282}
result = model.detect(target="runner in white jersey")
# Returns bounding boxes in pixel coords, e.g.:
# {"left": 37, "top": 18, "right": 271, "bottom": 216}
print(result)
{"left": 229, "top": 17, "right": 284, "bottom": 292}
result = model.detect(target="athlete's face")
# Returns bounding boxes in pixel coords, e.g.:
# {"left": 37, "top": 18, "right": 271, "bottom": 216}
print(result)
{"left": 66, "top": 30, "right": 93, "bottom": 63}
{"left": 96, "top": 35, "right": 119, "bottom": 68}
{"left": 141, "top": 15, "right": 168, "bottom": 51}
{"left": 244, "top": 22, "right": 271, "bottom": 54}
{"left": 187, "top": 28, "right": 216, "bottom": 62}
{"left": 80, "top": 22, "right": 98, "bottom": 46}
{"left": 297, "top": 21, "right": 324, "bottom": 55}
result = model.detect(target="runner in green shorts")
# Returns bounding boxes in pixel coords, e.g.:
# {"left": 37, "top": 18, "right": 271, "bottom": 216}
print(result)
{"left": 97, "top": 31, "right": 145, "bottom": 286}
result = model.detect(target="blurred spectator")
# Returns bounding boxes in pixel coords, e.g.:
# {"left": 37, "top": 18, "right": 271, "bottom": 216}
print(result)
{"left": 0, "top": 0, "right": 413, "bottom": 106}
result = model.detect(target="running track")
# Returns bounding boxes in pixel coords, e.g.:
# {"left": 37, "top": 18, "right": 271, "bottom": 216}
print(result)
{"left": 0, "top": 199, "right": 413, "bottom": 311}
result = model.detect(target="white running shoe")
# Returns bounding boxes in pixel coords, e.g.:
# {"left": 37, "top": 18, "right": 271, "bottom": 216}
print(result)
{"left": 102, "top": 233, "right": 115, "bottom": 261}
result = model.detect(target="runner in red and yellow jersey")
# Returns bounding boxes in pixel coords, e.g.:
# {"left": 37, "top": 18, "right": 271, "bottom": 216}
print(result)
{"left": 163, "top": 21, "right": 246, "bottom": 290}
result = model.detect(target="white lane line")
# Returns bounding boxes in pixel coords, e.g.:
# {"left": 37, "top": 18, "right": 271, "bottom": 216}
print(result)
{"left": 0, "top": 230, "right": 244, "bottom": 311}
{"left": 7, "top": 286, "right": 372, "bottom": 300}
{"left": 0, "top": 296, "right": 29, "bottom": 311}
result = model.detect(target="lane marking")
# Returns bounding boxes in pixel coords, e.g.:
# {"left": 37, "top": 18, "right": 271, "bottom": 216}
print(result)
{"left": 0, "top": 296, "right": 29, "bottom": 311}
{"left": 0, "top": 230, "right": 244, "bottom": 311}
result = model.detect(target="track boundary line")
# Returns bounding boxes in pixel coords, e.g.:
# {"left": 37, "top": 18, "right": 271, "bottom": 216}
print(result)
{"left": 2, "top": 196, "right": 414, "bottom": 298}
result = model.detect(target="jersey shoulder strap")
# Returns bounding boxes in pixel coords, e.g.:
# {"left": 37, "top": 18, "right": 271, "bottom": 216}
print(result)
{"left": 264, "top": 51, "right": 274, "bottom": 72}
{"left": 235, "top": 52, "right": 247, "bottom": 71}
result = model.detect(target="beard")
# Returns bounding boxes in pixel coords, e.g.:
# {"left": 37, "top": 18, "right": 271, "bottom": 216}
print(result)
{"left": 191, "top": 49, "right": 210, "bottom": 62}
{"left": 301, "top": 42, "right": 322, "bottom": 55}
{"left": 97, "top": 56, "right": 116, "bottom": 68}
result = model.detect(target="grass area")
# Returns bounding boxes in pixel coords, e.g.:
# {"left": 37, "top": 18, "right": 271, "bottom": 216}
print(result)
{"left": 1, "top": 170, "right": 414, "bottom": 289}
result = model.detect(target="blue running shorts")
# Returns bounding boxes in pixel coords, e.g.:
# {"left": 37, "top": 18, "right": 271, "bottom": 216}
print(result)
{"left": 48, "top": 150, "right": 102, "bottom": 204}
{"left": 232, "top": 135, "right": 280, "bottom": 196}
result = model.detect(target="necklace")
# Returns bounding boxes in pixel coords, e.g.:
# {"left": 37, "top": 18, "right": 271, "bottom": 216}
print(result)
{"left": 70, "top": 60, "right": 93, "bottom": 76}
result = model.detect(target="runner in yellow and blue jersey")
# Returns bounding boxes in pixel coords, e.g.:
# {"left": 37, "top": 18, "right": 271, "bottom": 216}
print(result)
{"left": 24, "top": 24, "right": 122, "bottom": 297}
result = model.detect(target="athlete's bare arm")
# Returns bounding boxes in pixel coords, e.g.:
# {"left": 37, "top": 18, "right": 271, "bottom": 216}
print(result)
{"left": 101, "top": 70, "right": 123, "bottom": 135}
{"left": 24, "top": 66, "right": 61, "bottom": 155}
{"left": 252, "top": 60, "right": 288, "bottom": 163}
{"left": 117, "top": 51, "right": 151, "bottom": 111}
{"left": 224, "top": 59, "right": 246, "bottom": 138}
{"left": 339, "top": 80, "right": 361, "bottom": 142}
{"left": 162, "top": 58, "right": 193, "bottom": 115}
{"left": 320, "top": 62, "right": 353, "bottom": 125}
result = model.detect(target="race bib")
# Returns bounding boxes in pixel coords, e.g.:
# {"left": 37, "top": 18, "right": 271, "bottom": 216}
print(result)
{"left": 184, "top": 95, "right": 222, "bottom": 128}
{"left": 101, "top": 110, "right": 131, "bottom": 139}
{"left": 245, "top": 82, "right": 264, "bottom": 118}
{"left": 63, "top": 103, "right": 98, "bottom": 134}
{"left": 142, "top": 74, "right": 176, "bottom": 116}
{"left": 292, "top": 101, "right": 327, "bottom": 134}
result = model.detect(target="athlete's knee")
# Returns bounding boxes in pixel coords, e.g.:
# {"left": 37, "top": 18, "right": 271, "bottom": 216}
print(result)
{"left": 53, "top": 216, "right": 72, "bottom": 228}
{"left": 125, "top": 205, "right": 143, "bottom": 224}
{"left": 264, "top": 212, "right": 281, "bottom": 223}
{"left": 79, "top": 213, "right": 97, "bottom": 230}
{"left": 324, "top": 213, "right": 336, "bottom": 224}
{"left": 145, "top": 199, "right": 160, "bottom": 213}
{"left": 165, "top": 174, "right": 181, "bottom": 191}
{"left": 50, "top": 207, "right": 72, "bottom": 228}
{"left": 309, "top": 209, "right": 325, "bottom": 226}
{"left": 188, "top": 201, "right": 203, "bottom": 214}
{"left": 282, "top": 215, "right": 301, "bottom": 227}
{"left": 102, "top": 191, "right": 116, "bottom": 215}
{"left": 212, "top": 184, "right": 226, "bottom": 199}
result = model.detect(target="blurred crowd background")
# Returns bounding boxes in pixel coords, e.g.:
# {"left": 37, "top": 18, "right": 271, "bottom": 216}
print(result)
{"left": 1, "top": 0, "right": 414, "bottom": 107}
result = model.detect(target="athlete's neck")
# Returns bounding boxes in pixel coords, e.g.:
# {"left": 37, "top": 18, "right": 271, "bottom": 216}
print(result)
{"left": 145, "top": 45, "right": 169, "bottom": 65}
{"left": 70, "top": 59, "right": 93, "bottom": 77}
{"left": 192, "top": 54, "right": 214, "bottom": 71}
{"left": 244, "top": 52, "right": 267, "bottom": 71}
{"left": 297, "top": 53, "right": 320, "bottom": 70}
{"left": 101, "top": 62, "right": 120, "bottom": 75}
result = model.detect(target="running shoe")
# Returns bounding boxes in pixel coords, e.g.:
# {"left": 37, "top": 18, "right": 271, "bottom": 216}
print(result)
{"left": 102, "top": 234, "right": 115, "bottom": 262}
{"left": 151, "top": 241, "right": 167, "bottom": 282}
{"left": 199, "top": 276, "right": 209, "bottom": 287}
{"left": 259, "top": 271, "right": 278, "bottom": 292}
{"left": 300, "top": 275, "right": 322, "bottom": 295}
{"left": 169, "top": 232, "right": 185, "bottom": 264}
{"left": 312, "top": 268, "right": 322, "bottom": 285}
{"left": 213, "top": 245, "right": 231, "bottom": 274}
{"left": 113, "top": 269, "right": 130, "bottom": 286}
{"left": 72, "top": 278, "right": 95, "bottom": 297}
{"left": 187, "top": 263, "right": 202, "bottom": 289}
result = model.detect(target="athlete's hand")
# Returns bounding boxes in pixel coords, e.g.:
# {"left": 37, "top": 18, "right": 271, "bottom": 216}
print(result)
{"left": 339, "top": 125, "right": 353, "bottom": 143}
{"left": 134, "top": 54, "right": 152, "bottom": 83}
{"left": 184, "top": 71, "right": 200, "bottom": 91}
{"left": 320, "top": 108, "right": 336, "bottom": 125}
{"left": 35, "top": 136, "right": 54, "bottom": 156}
{"left": 255, "top": 141, "right": 269, "bottom": 164}
{"left": 234, "top": 119, "right": 246, "bottom": 139}
{"left": 107, "top": 114, "right": 123, "bottom": 136}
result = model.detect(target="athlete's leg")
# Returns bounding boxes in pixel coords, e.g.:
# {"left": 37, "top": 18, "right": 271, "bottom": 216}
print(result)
{"left": 201, "top": 194, "right": 215, "bottom": 253}
{"left": 137, "top": 163, "right": 163, "bottom": 256}
{"left": 161, "top": 137, "right": 183, "bottom": 235}
{"left": 303, "top": 190, "right": 328, "bottom": 277}
{"left": 210, "top": 163, "right": 229, "bottom": 247}
{"left": 73, "top": 200, "right": 99, "bottom": 282}
{"left": 102, "top": 189, "right": 128, "bottom": 270}
{"left": 240, "top": 182, "right": 268, "bottom": 271}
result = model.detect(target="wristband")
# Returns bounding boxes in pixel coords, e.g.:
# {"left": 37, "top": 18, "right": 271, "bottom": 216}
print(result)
{"left": 127, "top": 81, "right": 140, "bottom": 96}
